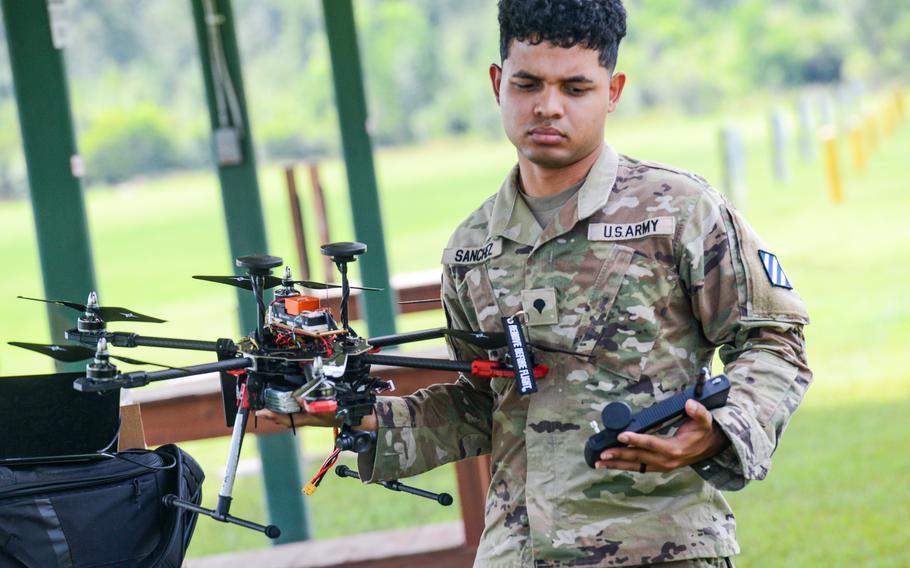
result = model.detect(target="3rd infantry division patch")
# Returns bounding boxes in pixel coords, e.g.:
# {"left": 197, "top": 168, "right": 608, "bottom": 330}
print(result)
{"left": 758, "top": 250, "right": 793, "bottom": 289}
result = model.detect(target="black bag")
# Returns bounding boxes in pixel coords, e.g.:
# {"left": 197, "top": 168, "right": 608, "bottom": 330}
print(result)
{"left": 0, "top": 444, "right": 204, "bottom": 568}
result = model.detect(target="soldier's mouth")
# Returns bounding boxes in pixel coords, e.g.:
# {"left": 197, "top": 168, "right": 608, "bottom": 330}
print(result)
{"left": 528, "top": 127, "right": 567, "bottom": 144}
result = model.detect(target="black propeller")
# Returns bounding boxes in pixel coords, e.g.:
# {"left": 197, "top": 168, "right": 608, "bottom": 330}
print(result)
{"left": 9, "top": 342, "right": 175, "bottom": 368}
{"left": 192, "top": 275, "right": 382, "bottom": 292}
{"left": 17, "top": 296, "right": 165, "bottom": 323}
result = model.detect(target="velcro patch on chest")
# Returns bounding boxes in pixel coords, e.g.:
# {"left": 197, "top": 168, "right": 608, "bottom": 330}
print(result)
{"left": 588, "top": 216, "right": 676, "bottom": 241}
{"left": 441, "top": 240, "right": 502, "bottom": 265}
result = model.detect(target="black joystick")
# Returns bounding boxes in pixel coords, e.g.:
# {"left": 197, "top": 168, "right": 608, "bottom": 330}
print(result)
{"left": 584, "top": 370, "right": 731, "bottom": 468}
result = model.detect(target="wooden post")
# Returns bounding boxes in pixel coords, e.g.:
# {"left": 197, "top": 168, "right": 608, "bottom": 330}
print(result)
{"left": 284, "top": 165, "right": 311, "bottom": 280}
{"left": 718, "top": 126, "right": 747, "bottom": 210}
{"left": 819, "top": 93, "right": 835, "bottom": 129}
{"left": 849, "top": 125, "right": 866, "bottom": 174}
{"left": 454, "top": 456, "right": 491, "bottom": 549}
{"left": 865, "top": 114, "right": 878, "bottom": 154}
{"left": 882, "top": 105, "right": 896, "bottom": 137}
{"left": 797, "top": 96, "right": 815, "bottom": 162}
{"left": 770, "top": 109, "right": 790, "bottom": 183}
{"left": 307, "top": 163, "right": 335, "bottom": 283}
{"left": 895, "top": 88, "right": 905, "bottom": 121}
{"left": 820, "top": 126, "right": 843, "bottom": 204}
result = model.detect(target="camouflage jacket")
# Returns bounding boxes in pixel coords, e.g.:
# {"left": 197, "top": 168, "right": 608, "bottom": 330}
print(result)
{"left": 359, "top": 144, "right": 812, "bottom": 567}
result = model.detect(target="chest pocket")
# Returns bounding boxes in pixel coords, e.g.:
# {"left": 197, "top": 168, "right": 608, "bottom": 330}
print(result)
{"left": 458, "top": 263, "right": 505, "bottom": 334}
{"left": 563, "top": 242, "right": 669, "bottom": 382}
{"left": 457, "top": 264, "right": 515, "bottom": 401}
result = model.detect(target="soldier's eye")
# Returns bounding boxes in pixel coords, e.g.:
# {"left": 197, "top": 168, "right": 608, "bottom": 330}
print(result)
{"left": 565, "top": 85, "right": 590, "bottom": 95}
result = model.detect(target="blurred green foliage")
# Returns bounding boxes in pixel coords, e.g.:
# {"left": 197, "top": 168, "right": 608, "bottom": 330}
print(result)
{"left": 0, "top": 0, "right": 905, "bottom": 189}
{"left": 81, "top": 104, "right": 179, "bottom": 183}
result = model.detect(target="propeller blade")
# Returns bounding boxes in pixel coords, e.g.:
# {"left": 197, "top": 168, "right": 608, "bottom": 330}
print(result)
{"left": 194, "top": 275, "right": 382, "bottom": 293}
{"left": 193, "top": 274, "right": 289, "bottom": 290}
{"left": 9, "top": 342, "right": 177, "bottom": 368}
{"left": 8, "top": 342, "right": 94, "bottom": 362}
{"left": 288, "top": 280, "right": 383, "bottom": 292}
{"left": 17, "top": 295, "right": 164, "bottom": 323}
{"left": 110, "top": 355, "right": 178, "bottom": 369}
{"left": 96, "top": 307, "right": 166, "bottom": 323}
{"left": 193, "top": 275, "right": 255, "bottom": 290}
{"left": 17, "top": 296, "right": 86, "bottom": 312}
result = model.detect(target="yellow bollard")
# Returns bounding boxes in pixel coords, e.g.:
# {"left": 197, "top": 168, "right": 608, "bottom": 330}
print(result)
{"left": 850, "top": 125, "right": 866, "bottom": 174}
{"left": 883, "top": 104, "right": 896, "bottom": 136}
{"left": 820, "top": 127, "right": 844, "bottom": 204}
{"left": 866, "top": 114, "right": 878, "bottom": 153}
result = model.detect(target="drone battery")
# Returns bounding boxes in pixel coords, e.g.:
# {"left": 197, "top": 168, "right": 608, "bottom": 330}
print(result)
{"left": 285, "top": 296, "right": 320, "bottom": 316}
{"left": 263, "top": 387, "right": 302, "bottom": 414}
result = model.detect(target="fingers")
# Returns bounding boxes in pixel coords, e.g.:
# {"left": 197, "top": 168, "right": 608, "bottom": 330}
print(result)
{"left": 616, "top": 431, "right": 676, "bottom": 455}
{"left": 594, "top": 457, "right": 672, "bottom": 473}
{"left": 685, "top": 399, "right": 713, "bottom": 428}
{"left": 596, "top": 445, "right": 677, "bottom": 472}
{"left": 256, "top": 408, "right": 294, "bottom": 427}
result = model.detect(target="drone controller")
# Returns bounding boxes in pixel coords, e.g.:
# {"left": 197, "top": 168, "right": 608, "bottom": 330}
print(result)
{"left": 584, "top": 370, "right": 731, "bottom": 468}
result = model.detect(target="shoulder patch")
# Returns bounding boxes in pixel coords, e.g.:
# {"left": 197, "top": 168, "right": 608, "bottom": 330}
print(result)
{"left": 441, "top": 239, "right": 502, "bottom": 265}
{"left": 588, "top": 216, "right": 676, "bottom": 241}
{"left": 758, "top": 250, "right": 793, "bottom": 290}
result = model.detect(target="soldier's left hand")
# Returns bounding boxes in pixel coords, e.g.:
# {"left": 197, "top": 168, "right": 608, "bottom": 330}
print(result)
{"left": 595, "top": 399, "right": 730, "bottom": 473}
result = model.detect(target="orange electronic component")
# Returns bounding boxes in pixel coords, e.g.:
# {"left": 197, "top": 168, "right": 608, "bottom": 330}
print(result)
{"left": 285, "top": 295, "right": 320, "bottom": 315}
{"left": 304, "top": 400, "right": 338, "bottom": 413}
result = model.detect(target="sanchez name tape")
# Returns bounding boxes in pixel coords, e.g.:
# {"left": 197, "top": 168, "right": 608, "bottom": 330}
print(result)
{"left": 441, "top": 240, "right": 503, "bottom": 265}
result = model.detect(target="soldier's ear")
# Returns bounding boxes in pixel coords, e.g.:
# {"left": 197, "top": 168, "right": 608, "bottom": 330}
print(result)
{"left": 490, "top": 64, "right": 503, "bottom": 105}
{"left": 607, "top": 71, "right": 626, "bottom": 113}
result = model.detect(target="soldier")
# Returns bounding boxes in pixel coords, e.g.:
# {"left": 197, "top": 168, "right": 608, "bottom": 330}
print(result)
{"left": 262, "top": 1, "right": 811, "bottom": 566}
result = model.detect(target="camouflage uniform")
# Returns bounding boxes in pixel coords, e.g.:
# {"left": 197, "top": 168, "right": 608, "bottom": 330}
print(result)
{"left": 359, "top": 143, "right": 811, "bottom": 567}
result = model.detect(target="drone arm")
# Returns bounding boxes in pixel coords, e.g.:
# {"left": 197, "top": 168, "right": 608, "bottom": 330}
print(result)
{"left": 76, "top": 357, "right": 255, "bottom": 391}
{"left": 133, "top": 335, "right": 236, "bottom": 353}
{"left": 66, "top": 329, "right": 236, "bottom": 353}
{"left": 360, "top": 353, "right": 472, "bottom": 373}
{"left": 366, "top": 328, "right": 449, "bottom": 348}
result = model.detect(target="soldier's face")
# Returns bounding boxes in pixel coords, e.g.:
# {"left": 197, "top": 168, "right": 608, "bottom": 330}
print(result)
{"left": 490, "top": 41, "right": 625, "bottom": 169}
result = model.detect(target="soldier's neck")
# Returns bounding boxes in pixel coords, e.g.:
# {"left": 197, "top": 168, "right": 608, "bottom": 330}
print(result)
{"left": 518, "top": 142, "right": 603, "bottom": 198}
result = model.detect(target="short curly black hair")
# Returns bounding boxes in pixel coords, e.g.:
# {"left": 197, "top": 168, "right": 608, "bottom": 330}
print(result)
{"left": 498, "top": 0, "right": 627, "bottom": 69}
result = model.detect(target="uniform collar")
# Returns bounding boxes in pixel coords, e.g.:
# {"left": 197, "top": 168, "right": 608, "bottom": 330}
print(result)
{"left": 489, "top": 143, "right": 620, "bottom": 247}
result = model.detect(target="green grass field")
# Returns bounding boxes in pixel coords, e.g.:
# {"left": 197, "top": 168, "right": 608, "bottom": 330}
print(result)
{"left": 0, "top": 95, "right": 908, "bottom": 566}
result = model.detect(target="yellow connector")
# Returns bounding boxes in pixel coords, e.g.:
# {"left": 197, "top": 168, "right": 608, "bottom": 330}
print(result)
{"left": 303, "top": 482, "right": 317, "bottom": 496}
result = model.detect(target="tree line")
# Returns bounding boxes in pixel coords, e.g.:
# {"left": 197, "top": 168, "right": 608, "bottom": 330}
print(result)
{"left": 0, "top": 0, "right": 903, "bottom": 195}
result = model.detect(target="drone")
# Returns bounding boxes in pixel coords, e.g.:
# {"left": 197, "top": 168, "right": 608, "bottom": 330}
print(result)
{"left": 8, "top": 242, "right": 550, "bottom": 539}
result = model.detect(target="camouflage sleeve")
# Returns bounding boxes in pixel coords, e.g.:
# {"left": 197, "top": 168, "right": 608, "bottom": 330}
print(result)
{"left": 676, "top": 189, "right": 812, "bottom": 491}
{"left": 357, "top": 265, "right": 494, "bottom": 483}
